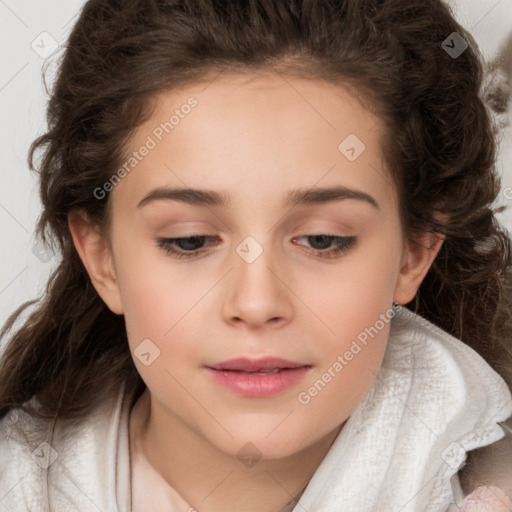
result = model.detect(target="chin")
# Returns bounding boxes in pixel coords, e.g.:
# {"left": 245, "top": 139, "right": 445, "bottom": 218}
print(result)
{"left": 211, "top": 429, "right": 309, "bottom": 462}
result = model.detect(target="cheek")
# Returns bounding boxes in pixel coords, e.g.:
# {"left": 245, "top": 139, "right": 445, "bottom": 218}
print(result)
{"left": 312, "top": 235, "right": 401, "bottom": 341}
{"left": 111, "top": 233, "right": 202, "bottom": 361}
{"left": 116, "top": 254, "right": 206, "bottom": 396}
{"left": 297, "top": 234, "right": 400, "bottom": 420}
{"left": 297, "top": 318, "right": 391, "bottom": 435}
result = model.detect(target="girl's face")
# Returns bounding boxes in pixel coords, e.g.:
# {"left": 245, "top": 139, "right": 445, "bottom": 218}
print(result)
{"left": 70, "top": 72, "right": 441, "bottom": 459}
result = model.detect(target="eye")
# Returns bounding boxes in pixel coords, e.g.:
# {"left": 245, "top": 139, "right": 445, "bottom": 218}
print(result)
{"left": 156, "top": 235, "right": 220, "bottom": 259}
{"left": 156, "top": 234, "right": 356, "bottom": 260}
{"left": 292, "top": 234, "right": 356, "bottom": 258}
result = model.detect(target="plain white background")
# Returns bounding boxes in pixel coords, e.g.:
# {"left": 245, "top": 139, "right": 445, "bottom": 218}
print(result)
{"left": 1, "top": 0, "right": 512, "bottom": 336}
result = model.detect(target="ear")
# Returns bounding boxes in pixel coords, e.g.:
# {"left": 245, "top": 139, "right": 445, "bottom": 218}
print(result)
{"left": 68, "top": 209, "right": 124, "bottom": 315}
{"left": 393, "top": 231, "right": 444, "bottom": 305}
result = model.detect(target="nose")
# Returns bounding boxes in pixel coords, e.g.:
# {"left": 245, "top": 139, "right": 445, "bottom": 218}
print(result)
{"left": 221, "top": 239, "right": 294, "bottom": 330}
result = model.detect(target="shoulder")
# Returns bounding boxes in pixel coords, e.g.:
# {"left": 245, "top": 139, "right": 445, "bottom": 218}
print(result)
{"left": 388, "top": 308, "right": 512, "bottom": 480}
{"left": 390, "top": 306, "right": 511, "bottom": 399}
{"left": 0, "top": 406, "right": 52, "bottom": 510}
{"left": 393, "top": 308, "right": 512, "bottom": 502}
{"left": 0, "top": 383, "right": 130, "bottom": 511}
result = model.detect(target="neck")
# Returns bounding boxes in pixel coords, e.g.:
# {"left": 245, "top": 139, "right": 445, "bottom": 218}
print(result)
{"left": 129, "top": 388, "right": 344, "bottom": 512}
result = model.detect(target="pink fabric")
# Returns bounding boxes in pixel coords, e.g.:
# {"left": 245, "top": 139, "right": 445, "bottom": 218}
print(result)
{"left": 448, "top": 486, "right": 512, "bottom": 512}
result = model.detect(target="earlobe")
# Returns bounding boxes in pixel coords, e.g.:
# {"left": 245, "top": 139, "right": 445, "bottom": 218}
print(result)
{"left": 68, "top": 209, "right": 124, "bottom": 315}
{"left": 393, "top": 232, "right": 444, "bottom": 305}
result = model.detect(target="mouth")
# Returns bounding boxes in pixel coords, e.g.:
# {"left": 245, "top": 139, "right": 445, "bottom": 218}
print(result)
{"left": 210, "top": 367, "right": 309, "bottom": 374}
{"left": 204, "top": 358, "right": 312, "bottom": 397}
{"left": 206, "top": 356, "right": 309, "bottom": 372}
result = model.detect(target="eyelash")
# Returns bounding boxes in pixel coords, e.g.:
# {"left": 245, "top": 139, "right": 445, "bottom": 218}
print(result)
{"left": 156, "top": 234, "right": 356, "bottom": 260}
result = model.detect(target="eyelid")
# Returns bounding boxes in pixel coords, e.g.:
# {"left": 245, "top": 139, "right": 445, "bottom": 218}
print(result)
{"left": 156, "top": 233, "right": 357, "bottom": 260}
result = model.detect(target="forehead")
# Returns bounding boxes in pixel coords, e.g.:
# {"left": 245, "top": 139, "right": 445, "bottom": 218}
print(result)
{"left": 147, "top": 71, "right": 381, "bottom": 134}
{"left": 112, "top": 72, "right": 395, "bottom": 213}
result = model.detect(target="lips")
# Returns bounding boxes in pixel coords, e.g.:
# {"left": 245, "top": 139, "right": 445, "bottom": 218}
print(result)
{"left": 204, "top": 357, "right": 312, "bottom": 397}
{"left": 206, "top": 356, "right": 310, "bottom": 372}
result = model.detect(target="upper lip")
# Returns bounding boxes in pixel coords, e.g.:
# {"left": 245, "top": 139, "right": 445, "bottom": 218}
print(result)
{"left": 206, "top": 357, "right": 310, "bottom": 371}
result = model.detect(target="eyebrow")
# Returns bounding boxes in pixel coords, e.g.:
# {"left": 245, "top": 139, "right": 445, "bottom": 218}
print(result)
{"left": 137, "top": 185, "right": 380, "bottom": 210}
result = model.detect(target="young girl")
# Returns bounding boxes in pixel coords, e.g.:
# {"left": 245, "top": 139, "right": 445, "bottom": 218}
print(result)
{"left": 1, "top": 1, "right": 512, "bottom": 511}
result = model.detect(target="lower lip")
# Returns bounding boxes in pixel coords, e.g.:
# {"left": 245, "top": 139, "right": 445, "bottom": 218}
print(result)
{"left": 204, "top": 366, "right": 311, "bottom": 397}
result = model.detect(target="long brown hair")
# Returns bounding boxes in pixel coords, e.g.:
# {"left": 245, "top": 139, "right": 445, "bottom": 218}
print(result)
{"left": 1, "top": 0, "right": 511, "bottom": 430}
